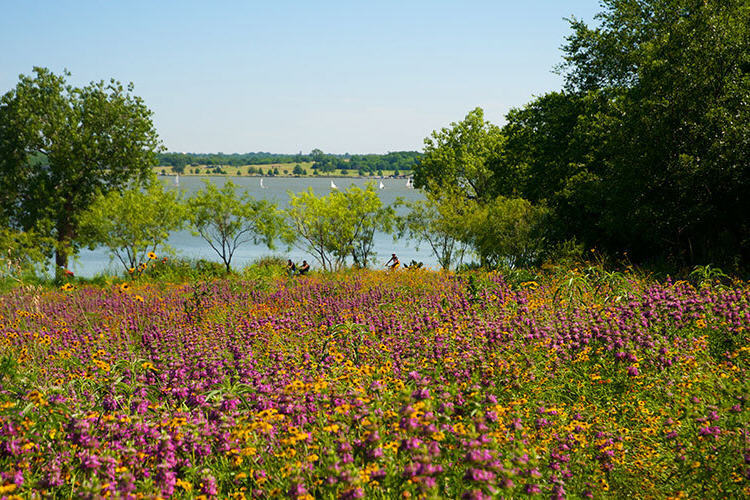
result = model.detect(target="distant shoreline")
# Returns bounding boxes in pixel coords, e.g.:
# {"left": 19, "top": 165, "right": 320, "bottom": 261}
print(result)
{"left": 154, "top": 166, "right": 413, "bottom": 180}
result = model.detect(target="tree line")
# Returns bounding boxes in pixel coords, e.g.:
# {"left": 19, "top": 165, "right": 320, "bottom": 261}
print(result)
{"left": 158, "top": 150, "right": 421, "bottom": 175}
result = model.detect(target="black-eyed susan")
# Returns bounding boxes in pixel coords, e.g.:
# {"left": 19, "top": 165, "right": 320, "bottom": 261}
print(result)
{"left": 147, "top": 252, "right": 157, "bottom": 260}
{"left": 120, "top": 282, "right": 130, "bottom": 291}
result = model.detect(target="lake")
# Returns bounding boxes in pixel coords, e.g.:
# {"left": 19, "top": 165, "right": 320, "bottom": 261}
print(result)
{"left": 72, "top": 176, "right": 433, "bottom": 277}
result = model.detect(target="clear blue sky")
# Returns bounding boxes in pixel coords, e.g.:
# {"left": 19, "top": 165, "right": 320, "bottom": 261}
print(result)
{"left": 1, "top": 1, "right": 601, "bottom": 154}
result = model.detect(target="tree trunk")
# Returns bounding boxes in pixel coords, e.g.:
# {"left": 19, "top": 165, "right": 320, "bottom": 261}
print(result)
{"left": 55, "top": 212, "right": 75, "bottom": 272}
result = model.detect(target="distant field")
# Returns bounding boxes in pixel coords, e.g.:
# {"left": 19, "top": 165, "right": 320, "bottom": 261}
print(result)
{"left": 154, "top": 163, "right": 412, "bottom": 178}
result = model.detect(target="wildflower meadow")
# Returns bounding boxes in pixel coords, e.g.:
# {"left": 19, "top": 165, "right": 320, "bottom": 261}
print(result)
{"left": 0, "top": 269, "right": 748, "bottom": 498}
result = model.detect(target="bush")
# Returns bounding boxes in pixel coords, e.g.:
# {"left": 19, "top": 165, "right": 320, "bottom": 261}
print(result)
{"left": 136, "top": 257, "right": 226, "bottom": 282}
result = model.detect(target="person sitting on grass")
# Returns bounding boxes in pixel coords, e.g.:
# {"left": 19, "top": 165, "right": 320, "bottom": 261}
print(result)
{"left": 286, "top": 259, "right": 296, "bottom": 277}
{"left": 298, "top": 260, "right": 310, "bottom": 276}
{"left": 385, "top": 253, "right": 400, "bottom": 270}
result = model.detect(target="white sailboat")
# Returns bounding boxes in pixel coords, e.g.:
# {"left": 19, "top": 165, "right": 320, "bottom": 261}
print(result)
{"left": 260, "top": 178, "right": 266, "bottom": 189}
{"left": 406, "top": 177, "right": 413, "bottom": 188}
{"left": 330, "top": 180, "right": 338, "bottom": 190}
{"left": 174, "top": 173, "right": 179, "bottom": 186}
{"left": 379, "top": 180, "right": 385, "bottom": 190}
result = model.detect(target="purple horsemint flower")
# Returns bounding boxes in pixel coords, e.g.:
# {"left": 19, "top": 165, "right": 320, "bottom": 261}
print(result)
{"left": 403, "top": 463, "right": 420, "bottom": 479}
{"left": 466, "top": 449, "right": 493, "bottom": 464}
{"left": 412, "top": 388, "right": 430, "bottom": 400}
{"left": 45, "top": 460, "right": 64, "bottom": 487}
{"left": 462, "top": 489, "right": 492, "bottom": 500}
{"left": 698, "top": 426, "right": 721, "bottom": 437}
{"left": 158, "top": 468, "right": 177, "bottom": 497}
{"left": 288, "top": 482, "right": 308, "bottom": 498}
{"left": 465, "top": 468, "right": 496, "bottom": 482}
{"left": 220, "top": 398, "right": 239, "bottom": 411}
{"left": 79, "top": 453, "right": 101, "bottom": 470}
{"left": 535, "top": 418, "right": 550, "bottom": 429}
{"left": 627, "top": 366, "right": 639, "bottom": 376}
{"left": 525, "top": 483, "right": 541, "bottom": 494}
{"left": 368, "top": 447, "right": 384, "bottom": 459}
{"left": 201, "top": 472, "right": 218, "bottom": 496}
{"left": 439, "top": 401, "right": 454, "bottom": 413}
{"left": 400, "top": 437, "right": 423, "bottom": 451}
{"left": 341, "top": 487, "right": 365, "bottom": 499}
{"left": 369, "top": 380, "right": 384, "bottom": 392}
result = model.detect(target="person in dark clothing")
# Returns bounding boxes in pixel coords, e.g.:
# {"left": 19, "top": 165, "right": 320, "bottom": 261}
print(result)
{"left": 286, "top": 259, "right": 297, "bottom": 277}
{"left": 298, "top": 260, "right": 310, "bottom": 275}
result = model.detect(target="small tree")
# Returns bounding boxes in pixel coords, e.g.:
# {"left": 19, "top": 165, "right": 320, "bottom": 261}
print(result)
{"left": 78, "top": 178, "right": 184, "bottom": 272}
{"left": 401, "top": 193, "right": 467, "bottom": 270}
{"left": 463, "top": 196, "right": 548, "bottom": 269}
{"left": 188, "top": 181, "right": 282, "bottom": 273}
{"left": 285, "top": 185, "right": 393, "bottom": 271}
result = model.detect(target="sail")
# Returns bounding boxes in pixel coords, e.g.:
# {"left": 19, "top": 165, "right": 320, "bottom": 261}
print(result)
{"left": 260, "top": 178, "right": 265, "bottom": 188}
{"left": 330, "top": 180, "right": 337, "bottom": 189}
{"left": 379, "top": 180, "right": 385, "bottom": 190}
{"left": 175, "top": 173, "right": 179, "bottom": 186}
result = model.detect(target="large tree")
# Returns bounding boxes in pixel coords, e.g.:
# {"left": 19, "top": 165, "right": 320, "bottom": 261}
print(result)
{"left": 0, "top": 67, "right": 161, "bottom": 272}
{"left": 556, "top": 0, "right": 749, "bottom": 266}
{"left": 413, "top": 107, "right": 504, "bottom": 202}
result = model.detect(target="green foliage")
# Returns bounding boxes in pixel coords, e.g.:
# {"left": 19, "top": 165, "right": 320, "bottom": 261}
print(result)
{"left": 0, "top": 67, "right": 161, "bottom": 271}
{"left": 78, "top": 178, "right": 184, "bottom": 271}
{"left": 239, "top": 256, "right": 288, "bottom": 289}
{"left": 285, "top": 184, "right": 395, "bottom": 271}
{"left": 414, "top": 107, "right": 503, "bottom": 202}
{"left": 556, "top": 0, "right": 748, "bottom": 268}
{"left": 0, "top": 228, "right": 54, "bottom": 282}
{"left": 461, "top": 196, "right": 548, "bottom": 269}
{"left": 187, "top": 181, "right": 283, "bottom": 273}
{"left": 689, "top": 264, "right": 729, "bottom": 289}
{"left": 137, "top": 257, "right": 226, "bottom": 283}
{"left": 400, "top": 194, "right": 467, "bottom": 271}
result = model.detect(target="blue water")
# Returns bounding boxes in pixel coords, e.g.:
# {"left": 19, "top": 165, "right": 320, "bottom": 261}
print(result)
{"left": 71, "top": 176, "right": 434, "bottom": 277}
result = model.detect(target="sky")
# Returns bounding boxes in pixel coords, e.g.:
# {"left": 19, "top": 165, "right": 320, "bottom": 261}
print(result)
{"left": 1, "top": 1, "right": 602, "bottom": 154}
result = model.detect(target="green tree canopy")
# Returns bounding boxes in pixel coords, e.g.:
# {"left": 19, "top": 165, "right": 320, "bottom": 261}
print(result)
{"left": 0, "top": 67, "right": 161, "bottom": 272}
{"left": 414, "top": 107, "right": 504, "bottom": 202}
{"left": 187, "top": 181, "right": 282, "bottom": 273}
{"left": 78, "top": 178, "right": 184, "bottom": 272}
{"left": 401, "top": 193, "right": 467, "bottom": 271}
{"left": 555, "top": 0, "right": 749, "bottom": 266}
{"left": 285, "top": 185, "right": 395, "bottom": 271}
